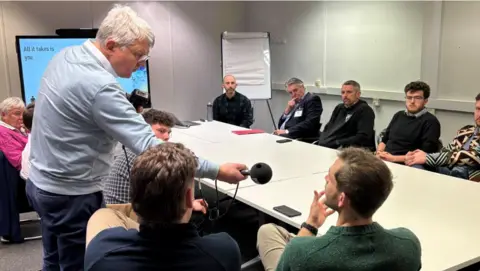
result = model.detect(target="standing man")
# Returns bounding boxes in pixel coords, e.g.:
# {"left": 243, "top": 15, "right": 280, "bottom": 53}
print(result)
{"left": 213, "top": 75, "right": 254, "bottom": 128}
{"left": 274, "top": 77, "right": 323, "bottom": 140}
{"left": 27, "top": 5, "right": 247, "bottom": 271}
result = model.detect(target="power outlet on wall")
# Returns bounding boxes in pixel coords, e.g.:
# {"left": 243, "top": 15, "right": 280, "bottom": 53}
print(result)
{"left": 373, "top": 98, "right": 380, "bottom": 107}
{"left": 314, "top": 79, "right": 322, "bottom": 88}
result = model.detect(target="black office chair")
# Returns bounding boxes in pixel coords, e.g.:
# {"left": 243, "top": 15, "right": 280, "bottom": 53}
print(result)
{"left": 297, "top": 123, "right": 322, "bottom": 144}
{"left": 0, "top": 151, "right": 41, "bottom": 243}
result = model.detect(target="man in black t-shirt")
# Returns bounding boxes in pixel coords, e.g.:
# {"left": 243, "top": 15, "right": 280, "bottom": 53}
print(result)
{"left": 376, "top": 81, "right": 441, "bottom": 163}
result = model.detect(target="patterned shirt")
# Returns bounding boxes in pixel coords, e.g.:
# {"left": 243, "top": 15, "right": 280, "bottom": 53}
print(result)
{"left": 213, "top": 92, "right": 253, "bottom": 128}
{"left": 425, "top": 125, "right": 480, "bottom": 181}
{"left": 103, "top": 146, "right": 137, "bottom": 204}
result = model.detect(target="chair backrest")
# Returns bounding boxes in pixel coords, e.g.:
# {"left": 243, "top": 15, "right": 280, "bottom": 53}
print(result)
{"left": 0, "top": 151, "right": 32, "bottom": 214}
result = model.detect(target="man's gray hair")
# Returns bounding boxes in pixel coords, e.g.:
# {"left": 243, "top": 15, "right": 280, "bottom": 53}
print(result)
{"left": 285, "top": 77, "right": 304, "bottom": 88}
{"left": 96, "top": 4, "right": 155, "bottom": 48}
{"left": 0, "top": 97, "right": 25, "bottom": 115}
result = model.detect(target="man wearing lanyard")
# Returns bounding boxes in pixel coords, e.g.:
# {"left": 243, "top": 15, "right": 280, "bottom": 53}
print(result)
{"left": 274, "top": 77, "right": 323, "bottom": 140}
{"left": 26, "top": 5, "right": 247, "bottom": 271}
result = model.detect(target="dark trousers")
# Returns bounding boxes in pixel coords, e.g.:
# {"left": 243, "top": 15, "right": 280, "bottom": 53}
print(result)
{"left": 26, "top": 181, "right": 104, "bottom": 271}
{"left": 194, "top": 182, "right": 260, "bottom": 261}
{"left": 411, "top": 164, "right": 470, "bottom": 180}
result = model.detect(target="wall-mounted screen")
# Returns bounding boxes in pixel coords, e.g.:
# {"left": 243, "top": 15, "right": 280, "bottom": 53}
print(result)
{"left": 15, "top": 36, "right": 151, "bottom": 105}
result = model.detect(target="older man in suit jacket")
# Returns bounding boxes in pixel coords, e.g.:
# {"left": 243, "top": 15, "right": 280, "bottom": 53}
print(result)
{"left": 274, "top": 78, "right": 323, "bottom": 140}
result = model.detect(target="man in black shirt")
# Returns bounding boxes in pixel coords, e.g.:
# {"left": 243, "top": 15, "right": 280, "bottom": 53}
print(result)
{"left": 316, "top": 80, "right": 375, "bottom": 150}
{"left": 213, "top": 75, "right": 253, "bottom": 128}
{"left": 85, "top": 143, "right": 241, "bottom": 271}
{"left": 377, "top": 81, "right": 441, "bottom": 163}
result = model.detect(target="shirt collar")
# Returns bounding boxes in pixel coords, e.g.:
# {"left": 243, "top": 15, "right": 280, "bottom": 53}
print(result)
{"left": 139, "top": 222, "right": 199, "bottom": 240}
{"left": 405, "top": 107, "right": 428, "bottom": 118}
{"left": 0, "top": 120, "right": 27, "bottom": 135}
{"left": 0, "top": 120, "right": 15, "bottom": 130}
{"left": 84, "top": 39, "right": 118, "bottom": 78}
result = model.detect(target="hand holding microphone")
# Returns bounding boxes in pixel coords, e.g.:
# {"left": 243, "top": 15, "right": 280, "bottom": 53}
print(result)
{"left": 216, "top": 162, "right": 273, "bottom": 185}
{"left": 217, "top": 163, "right": 248, "bottom": 184}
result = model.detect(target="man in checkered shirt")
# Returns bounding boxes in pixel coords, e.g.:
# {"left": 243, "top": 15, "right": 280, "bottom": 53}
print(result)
{"left": 103, "top": 109, "right": 175, "bottom": 204}
{"left": 212, "top": 75, "right": 253, "bottom": 128}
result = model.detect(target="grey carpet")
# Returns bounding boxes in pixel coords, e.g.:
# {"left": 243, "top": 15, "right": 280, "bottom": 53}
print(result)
{"left": 0, "top": 212, "right": 42, "bottom": 271}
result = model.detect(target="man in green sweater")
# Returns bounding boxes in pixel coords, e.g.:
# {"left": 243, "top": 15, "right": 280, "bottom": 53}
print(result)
{"left": 257, "top": 147, "right": 421, "bottom": 271}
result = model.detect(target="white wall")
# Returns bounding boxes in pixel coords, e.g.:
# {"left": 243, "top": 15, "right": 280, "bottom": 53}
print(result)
{"left": 0, "top": 1, "right": 246, "bottom": 122}
{"left": 246, "top": 1, "right": 475, "bottom": 142}
{"left": 0, "top": 1, "right": 477, "bottom": 143}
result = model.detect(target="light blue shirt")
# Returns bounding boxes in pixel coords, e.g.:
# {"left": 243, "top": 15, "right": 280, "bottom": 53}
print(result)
{"left": 29, "top": 40, "right": 219, "bottom": 195}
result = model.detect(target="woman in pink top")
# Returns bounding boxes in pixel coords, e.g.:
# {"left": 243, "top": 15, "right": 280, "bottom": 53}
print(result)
{"left": 0, "top": 97, "right": 27, "bottom": 170}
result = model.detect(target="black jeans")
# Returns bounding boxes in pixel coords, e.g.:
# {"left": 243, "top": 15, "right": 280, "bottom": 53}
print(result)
{"left": 26, "top": 181, "right": 104, "bottom": 271}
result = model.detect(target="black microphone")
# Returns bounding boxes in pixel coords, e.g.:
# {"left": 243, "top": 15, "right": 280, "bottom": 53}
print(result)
{"left": 241, "top": 163, "right": 273, "bottom": 184}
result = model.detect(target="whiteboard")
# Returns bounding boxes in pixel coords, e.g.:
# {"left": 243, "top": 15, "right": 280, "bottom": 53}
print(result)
{"left": 221, "top": 32, "right": 272, "bottom": 100}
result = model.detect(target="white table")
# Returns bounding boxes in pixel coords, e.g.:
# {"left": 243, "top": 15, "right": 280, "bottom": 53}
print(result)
{"left": 174, "top": 120, "right": 480, "bottom": 270}
{"left": 189, "top": 134, "right": 337, "bottom": 192}
{"left": 172, "top": 120, "right": 336, "bottom": 192}
{"left": 173, "top": 120, "right": 249, "bottom": 143}
{"left": 230, "top": 166, "right": 480, "bottom": 271}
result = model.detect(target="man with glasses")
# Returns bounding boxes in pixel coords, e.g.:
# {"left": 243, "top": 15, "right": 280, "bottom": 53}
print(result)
{"left": 377, "top": 81, "right": 441, "bottom": 164}
{"left": 26, "top": 5, "right": 247, "bottom": 270}
{"left": 103, "top": 109, "right": 175, "bottom": 205}
{"left": 405, "top": 93, "right": 480, "bottom": 181}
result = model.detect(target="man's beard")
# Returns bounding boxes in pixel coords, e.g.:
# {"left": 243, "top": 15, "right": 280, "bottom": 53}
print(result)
{"left": 324, "top": 193, "right": 339, "bottom": 212}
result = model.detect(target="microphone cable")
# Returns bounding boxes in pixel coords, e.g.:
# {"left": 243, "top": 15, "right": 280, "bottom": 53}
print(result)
{"left": 196, "top": 178, "right": 240, "bottom": 222}
{"left": 122, "top": 145, "right": 131, "bottom": 175}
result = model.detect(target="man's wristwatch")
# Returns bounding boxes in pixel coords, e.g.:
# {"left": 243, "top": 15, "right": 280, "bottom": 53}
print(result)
{"left": 301, "top": 222, "right": 318, "bottom": 235}
{"left": 285, "top": 130, "right": 289, "bottom": 134}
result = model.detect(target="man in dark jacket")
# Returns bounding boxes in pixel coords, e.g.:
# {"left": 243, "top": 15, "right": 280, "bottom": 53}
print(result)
{"left": 316, "top": 80, "right": 375, "bottom": 150}
{"left": 274, "top": 78, "right": 323, "bottom": 139}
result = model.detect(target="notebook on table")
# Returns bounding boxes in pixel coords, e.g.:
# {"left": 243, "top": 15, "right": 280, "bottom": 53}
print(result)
{"left": 232, "top": 129, "right": 265, "bottom": 135}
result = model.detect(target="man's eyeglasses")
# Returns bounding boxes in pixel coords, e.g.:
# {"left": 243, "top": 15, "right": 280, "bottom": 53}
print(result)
{"left": 123, "top": 46, "right": 150, "bottom": 63}
{"left": 405, "top": 96, "right": 424, "bottom": 101}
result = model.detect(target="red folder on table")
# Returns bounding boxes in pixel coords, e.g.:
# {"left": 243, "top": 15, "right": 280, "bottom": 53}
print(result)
{"left": 232, "top": 129, "right": 265, "bottom": 135}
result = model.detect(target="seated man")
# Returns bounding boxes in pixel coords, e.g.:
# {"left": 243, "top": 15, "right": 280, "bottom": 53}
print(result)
{"left": 406, "top": 93, "right": 480, "bottom": 181}
{"left": 257, "top": 147, "right": 421, "bottom": 271}
{"left": 212, "top": 75, "right": 253, "bottom": 128}
{"left": 316, "top": 80, "right": 375, "bottom": 150}
{"left": 20, "top": 102, "right": 35, "bottom": 180}
{"left": 274, "top": 77, "right": 323, "bottom": 139}
{"left": 103, "top": 109, "right": 175, "bottom": 204}
{"left": 85, "top": 143, "right": 242, "bottom": 270}
{"left": 377, "top": 81, "right": 441, "bottom": 163}
{"left": 0, "top": 97, "right": 27, "bottom": 170}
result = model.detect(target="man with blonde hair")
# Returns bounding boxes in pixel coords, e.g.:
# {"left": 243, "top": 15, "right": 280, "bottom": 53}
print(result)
{"left": 26, "top": 5, "right": 247, "bottom": 270}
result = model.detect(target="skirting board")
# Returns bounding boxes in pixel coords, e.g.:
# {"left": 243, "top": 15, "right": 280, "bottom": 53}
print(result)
{"left": 272, "top": 83, "right": 474, "bottom": 114}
